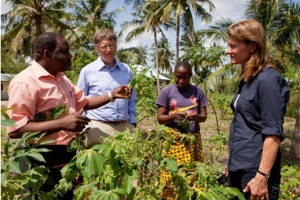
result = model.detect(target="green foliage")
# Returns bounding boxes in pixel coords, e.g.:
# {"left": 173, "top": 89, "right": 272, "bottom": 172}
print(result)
{"left": 1, "top": 51, "right": 27, "bottom": 74}
{"left": 130, "top": 65, "right": 157, "bottom": 122}
{"left": 181, "top": 45, "right": 227, "bottom": 85}
{"left": 65, "top": 52, "right": 97, "bottom": 84}
{"left": 283, "top": 66, "right": 299, "bottom": 118}
{"left": 55, "top": 127, "right": 244, "bottom": 200}
{"left": 1, "top": 106, "right": 68, "bottom": 199}
{"left": 1, "top": 130, "right": 53, "bottom": 199}
{"left": 208, "top": 93, "right": 233, "bottom": 120}
{"left": 205, "top": 131, "right": 228, "bottom": 164}
{"left": 280, "top": 165, "right": 300, "bottom": 199}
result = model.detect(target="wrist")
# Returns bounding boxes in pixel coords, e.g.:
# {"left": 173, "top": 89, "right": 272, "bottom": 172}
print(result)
{"left": 107, "top": 92, "right": 115, "bottom": 102}
{"left": 257, "top": 169, "right": 270, "bottom": 179}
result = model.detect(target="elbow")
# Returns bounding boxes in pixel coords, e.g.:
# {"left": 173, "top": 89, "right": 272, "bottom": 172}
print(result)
{"left": 8, "top": 131, "right": 23, "bottom": 139}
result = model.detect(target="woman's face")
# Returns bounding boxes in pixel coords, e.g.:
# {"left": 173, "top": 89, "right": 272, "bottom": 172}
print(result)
{"left": 174, "top": 67, "right": 191, "bottom": 89}
{"left": 226, "top": 35, "right": 254, "bottom": 67}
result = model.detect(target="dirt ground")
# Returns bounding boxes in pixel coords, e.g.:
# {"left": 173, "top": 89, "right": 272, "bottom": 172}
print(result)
{"left": 137, "top": 106, "right": 296, "bottom": 162}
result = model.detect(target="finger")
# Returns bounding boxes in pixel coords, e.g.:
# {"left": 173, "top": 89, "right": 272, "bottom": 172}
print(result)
{"left": 243, "top": 185, "right": 249, "bottom": 193}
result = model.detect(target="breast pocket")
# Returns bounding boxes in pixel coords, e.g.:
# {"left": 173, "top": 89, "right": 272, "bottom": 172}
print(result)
{"left": 238, "top": 93, "right": 255, "bottom": 114}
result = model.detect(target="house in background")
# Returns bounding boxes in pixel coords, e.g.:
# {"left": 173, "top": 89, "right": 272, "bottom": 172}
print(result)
{"left": 1, "top": 73, "right": 15, "bottom": 101}
{"left": 132, "top": 65, "right": 171, "bottom": 88}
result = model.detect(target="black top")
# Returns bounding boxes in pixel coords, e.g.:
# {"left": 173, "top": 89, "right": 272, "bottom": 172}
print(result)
{"left": 228, "top": 67, "right": 290, "bottom": 171}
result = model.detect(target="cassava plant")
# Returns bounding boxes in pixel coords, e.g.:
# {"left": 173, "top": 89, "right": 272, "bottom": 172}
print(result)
{"left": 54, "top": 126, "right": 244, "bottom": 200}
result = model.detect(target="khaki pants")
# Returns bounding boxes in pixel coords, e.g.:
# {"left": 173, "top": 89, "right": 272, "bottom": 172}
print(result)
{"left": 85, "top": 120, "right": 134, "bottom": 147}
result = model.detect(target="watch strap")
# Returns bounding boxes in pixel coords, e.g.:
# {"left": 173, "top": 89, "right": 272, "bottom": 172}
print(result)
{"left": 257, "top": 169, "right": 270, "bottom": 179}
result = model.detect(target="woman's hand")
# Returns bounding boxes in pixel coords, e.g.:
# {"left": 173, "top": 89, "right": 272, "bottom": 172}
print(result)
{"left": 243, "top": 174, "right": 269, "bottom": 200}
{"left": 174, "top": 111, "right": 186, "bottom": 121}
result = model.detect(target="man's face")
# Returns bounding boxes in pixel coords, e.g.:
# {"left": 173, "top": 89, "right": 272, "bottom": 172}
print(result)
{"left": 50, "top": 37, "right": 73, "bottom": 73}
{"left": 95, "top": 39, "right": 117, "bottom": 63}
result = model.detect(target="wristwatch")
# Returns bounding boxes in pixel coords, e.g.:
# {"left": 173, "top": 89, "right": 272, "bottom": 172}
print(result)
{"left": 257, "top": 169, "right": 270, "bottom": 179}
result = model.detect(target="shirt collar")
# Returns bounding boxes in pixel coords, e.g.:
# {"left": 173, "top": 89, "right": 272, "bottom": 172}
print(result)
{"left": 31, "top": 60, "right": 64, "bottom": 81}
{"left": 96, "top": 57, "right": 124, "bottom": 71}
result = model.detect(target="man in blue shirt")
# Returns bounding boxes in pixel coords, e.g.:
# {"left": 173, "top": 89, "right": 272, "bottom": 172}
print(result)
{"left": 77, "top": 28, "right": 137, "bottom": 147}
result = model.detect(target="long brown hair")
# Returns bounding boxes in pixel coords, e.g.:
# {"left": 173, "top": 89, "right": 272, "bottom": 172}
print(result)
{"left": 227, "top": 19, "right": 280, "bottom": 82}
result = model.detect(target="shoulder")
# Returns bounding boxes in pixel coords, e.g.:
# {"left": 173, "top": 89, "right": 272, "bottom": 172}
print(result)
{"left": 80, "top": 59, "right": 98, "bottom": 72}
{"left": 10, "top": 66, "right": 35, "bottom": 84}
{"left": 256, "top": 67, "right": 288, "bottom": 87}
{"left": 161, "top": 84, "right": 176, "bottom": 93}
{"left": 117, "top": 61, "right": 132, "bottom": 72}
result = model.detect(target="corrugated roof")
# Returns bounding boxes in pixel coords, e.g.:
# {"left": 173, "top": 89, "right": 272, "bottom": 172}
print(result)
{"left": 1, "top": 73, "right": 15, "bottom": 82}
{"left": 132, "top": 65, "right": 170, "bottom": 81}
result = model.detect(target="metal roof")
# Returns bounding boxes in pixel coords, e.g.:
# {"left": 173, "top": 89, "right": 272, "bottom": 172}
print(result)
{"left": 1, "top": 73, "right": 15, "bottom": 82}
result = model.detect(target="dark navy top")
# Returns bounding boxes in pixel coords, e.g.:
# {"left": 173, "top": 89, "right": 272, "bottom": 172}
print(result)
{"left": 228, "top": 67, "right": 290, "bottom": 171}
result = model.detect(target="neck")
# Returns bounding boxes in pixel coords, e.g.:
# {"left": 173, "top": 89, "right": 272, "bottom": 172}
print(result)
{"left": 102, "top": 58, "right": 115, "bottom": 68}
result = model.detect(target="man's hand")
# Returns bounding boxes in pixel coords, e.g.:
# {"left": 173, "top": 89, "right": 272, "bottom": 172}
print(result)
{"left": 57, "top": 109, "right": 90, "bottom": 132}
{"left": 112, "top": 85, "right": 132, "bottom": 99}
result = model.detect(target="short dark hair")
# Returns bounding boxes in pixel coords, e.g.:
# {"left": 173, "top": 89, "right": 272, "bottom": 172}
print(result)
{"left": 34, "top": 32, "right": 63, "bottom": 61}
{"left": 174, "top": 60, "right": 192, "bottom": 75}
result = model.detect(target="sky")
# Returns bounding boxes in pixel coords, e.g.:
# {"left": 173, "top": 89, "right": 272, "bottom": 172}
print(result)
{"left": 1, "top": 0, "right": 300, "bottom": 60}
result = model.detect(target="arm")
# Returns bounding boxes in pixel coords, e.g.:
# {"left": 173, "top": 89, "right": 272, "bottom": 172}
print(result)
{"left": 157, "top": 106, "right": 186, "bottom": 125}
{"left": 187, "top": 106, "right": 207, "bottom": 123}
{"left": 8, "top": 110, "right": 90, "bottom": 139}
{"left": 84, "top": 85, "right": 131, "bottom": 110}
{"left": 243, "top": 135, "right": 280, "bottom": 199}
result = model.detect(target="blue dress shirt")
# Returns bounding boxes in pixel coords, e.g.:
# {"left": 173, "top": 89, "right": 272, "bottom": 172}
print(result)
{"left": 77, "top": 57, "right": 137, "bottom": 123}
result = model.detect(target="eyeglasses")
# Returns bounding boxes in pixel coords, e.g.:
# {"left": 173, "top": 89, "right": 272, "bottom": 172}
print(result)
{"left": 97, "top": 44, "right": 116, "bottom": 51}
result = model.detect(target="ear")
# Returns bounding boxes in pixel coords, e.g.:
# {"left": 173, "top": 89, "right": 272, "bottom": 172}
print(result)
{"left": 44, "top": 50, "right": 52, "bottom": 60}
{"left": 250, "top": 42, "right": 257, "bottom": 53}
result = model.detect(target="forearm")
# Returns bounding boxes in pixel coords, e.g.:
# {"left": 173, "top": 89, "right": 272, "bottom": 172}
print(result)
{"left": 84, "top": 93, "right": 111, "bottom": 110}
{"left": 8, "top": 120, "right": 63, "bottom": 139}
{"left": 258, "top": 135, "right": 280, "bottom": 174}
{"left": 157, "top": 114, "right": 176, "bottom": 125}
{"left": 196, "top": 113, "right": 207, "bottom": 123}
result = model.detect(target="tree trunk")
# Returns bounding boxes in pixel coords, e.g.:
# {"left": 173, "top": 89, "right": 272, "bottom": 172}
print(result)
{"left": 290, "top": 80, "right": 300, "bottom": 164}
{"left": 175, "top": 14, "right": 180, "bottom": 63}
{"left": 153, "top": 28, "right": 160, "bottom": 93}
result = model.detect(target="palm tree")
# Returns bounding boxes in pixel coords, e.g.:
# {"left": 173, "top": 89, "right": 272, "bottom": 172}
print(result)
{"left": 150, "top": 37, "right": 175, "bottom": 74}
{"left": 117, "top": 45, "right": 149, "bottom": 66}
{"left": 151, "top": 0, "right": 215, "bottom": 62}
{"left": 122, "top": 0, "right": 174, "bottom": 92}
{"left": 66, "top": 0, "right": 124, "bottom": 55}
{"left": 1, "top": 0, "right": 72, "bottom": 59}
{"left": 196, "top": 17, "right": 236, "bottom": 44}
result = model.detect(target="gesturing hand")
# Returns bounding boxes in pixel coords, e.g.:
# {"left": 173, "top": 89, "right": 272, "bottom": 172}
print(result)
{"left": 112, "top": 85, "right": 132, "bottom": 99}
{"left": 57, "top": 109, "right": 90, "bottom": 132}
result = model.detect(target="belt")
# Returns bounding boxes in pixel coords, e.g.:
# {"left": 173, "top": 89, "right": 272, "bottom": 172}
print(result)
{"left": 97, "top": 120, "right": 128, "bottom": 125}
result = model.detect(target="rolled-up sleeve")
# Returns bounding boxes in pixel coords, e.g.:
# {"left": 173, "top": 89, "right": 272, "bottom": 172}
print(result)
{"left": 259, "top": 75, "right": 289, "bottom": 138}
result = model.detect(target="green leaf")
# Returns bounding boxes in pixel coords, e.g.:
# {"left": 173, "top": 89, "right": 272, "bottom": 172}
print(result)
{"left": 113, "top": 188, "right": 127, "bottom": 195}
{"left": 37, "top": 139, "right": 56, "bottom": 145}
{"left": 51, "top": 105, "right": 68, "bottom": 119}
{"left": 8, "top": 160, "right": 21, "bottom": 174}
{"left": 1, "top": 119, "right": 15, "bottom": 126}
{"left": 25, "top": 152, "right": 46, "bottom": 163}
{"left": 165, "top": 157, "right": 178, "bottom": 172}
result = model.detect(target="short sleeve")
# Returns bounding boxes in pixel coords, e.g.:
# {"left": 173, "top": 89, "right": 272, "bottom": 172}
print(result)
{"left": 156, "top": 88, "right": 169, "bottom": 108}
{"left": 7, "top": 82, "right": 37, "bottom": 133}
